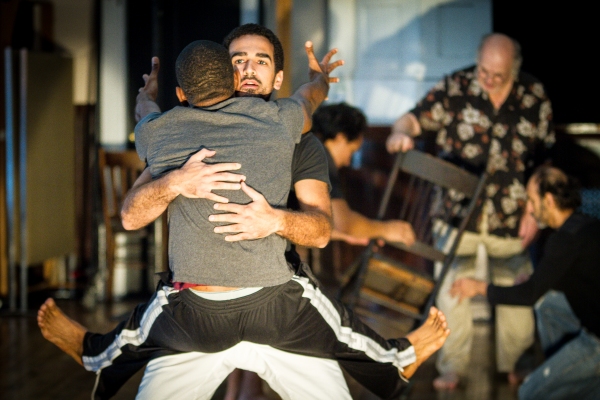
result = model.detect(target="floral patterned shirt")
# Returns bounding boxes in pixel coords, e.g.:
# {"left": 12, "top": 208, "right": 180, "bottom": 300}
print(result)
{"left": 410, "top": 66, "right": 555, "bottom": 238}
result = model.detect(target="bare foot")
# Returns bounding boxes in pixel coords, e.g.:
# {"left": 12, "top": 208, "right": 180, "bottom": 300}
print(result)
{"left": 37, "top": 298, "right": 87, "bottom": 366}
{"left": 433, "top": 372, "right": 459, "bottom": 390}
{"left": 402, "top": 306, "right": 450, "bottom": 379}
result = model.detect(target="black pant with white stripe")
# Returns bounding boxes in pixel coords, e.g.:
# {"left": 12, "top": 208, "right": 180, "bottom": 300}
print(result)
{"left": 83, "top": 264, "right": 414, "bottom": 399}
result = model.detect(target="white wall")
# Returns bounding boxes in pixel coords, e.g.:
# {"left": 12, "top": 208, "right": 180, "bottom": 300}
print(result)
{"left": 98, "top": 0, "right": 128, "bottom": 146}
{"left": 52, "top": 0, "right": 96, "bottom": 105}
{"left": 327, "top": 0, "right": 491, "bottom": 125}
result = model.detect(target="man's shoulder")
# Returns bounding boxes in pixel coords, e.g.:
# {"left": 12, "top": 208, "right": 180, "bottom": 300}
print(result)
{"left": 273, "top": 97, "right": 303, "bottom": 111}
{"left": 561, "top": 213, "right": 600, "bottom": 236}
{"left": 515, "top": 71, "right": 548, "bottom": 98}
{"left": 140, "top": 106, "right": 191, "bottom": 123}
{"left": 297, "top": 132, "right": 323, "bottom": 150}
{"left": 293, "top": 133, "right": 326, "bottom": 164}
{"left": 447, "top": 65, "right": 476, "bottom": 80}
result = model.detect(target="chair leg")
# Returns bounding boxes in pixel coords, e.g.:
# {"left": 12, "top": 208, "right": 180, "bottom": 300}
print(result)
{"left": 338, "top": 246, "right": 375, "bottom": 309}
{"left": 105, "top": 239, "right": 115, "bottom": 302}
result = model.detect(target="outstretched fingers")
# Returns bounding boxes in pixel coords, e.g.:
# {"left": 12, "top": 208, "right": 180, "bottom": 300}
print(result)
{"left": 139, "top": 56, "right": 160, "bottom": 101}
{"left": 304, "top": 41, "right": 322, "bottom": 74}
{"left": 305, "top": 41, "right": 345, "bottom": 82}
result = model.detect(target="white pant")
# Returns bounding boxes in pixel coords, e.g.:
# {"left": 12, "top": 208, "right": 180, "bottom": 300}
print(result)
{"left": 435, "top": 230, "right": 535, "bottom": 375}
{"left": 136, "top": 341, "right": 352, "bottom": 400}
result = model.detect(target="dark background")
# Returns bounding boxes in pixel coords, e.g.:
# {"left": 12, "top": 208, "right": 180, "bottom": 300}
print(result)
{"left": 126, "top": 0, "right": 242, "bottom": 135}
{"left": 493, "top": 1, "right": 597, "bottom": 124}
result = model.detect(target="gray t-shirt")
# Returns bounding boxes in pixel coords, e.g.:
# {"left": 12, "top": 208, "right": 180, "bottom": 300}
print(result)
{"left": 135, "top": 96, "right": 304, "bottom": 287}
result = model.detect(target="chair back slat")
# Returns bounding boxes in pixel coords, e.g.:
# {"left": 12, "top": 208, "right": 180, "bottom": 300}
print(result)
{"left": 339, "top": 149, "right": 487, "bottom": 327}
{"left": 98, "top": 148, "right": 145, "bottom": 223}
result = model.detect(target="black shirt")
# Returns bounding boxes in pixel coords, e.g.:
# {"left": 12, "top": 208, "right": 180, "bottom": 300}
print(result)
{"left": 487, "top": 213, "right": 600, "bottom": 337}
{"left": 285, "top": 133, "right": 331, "bottom": 265}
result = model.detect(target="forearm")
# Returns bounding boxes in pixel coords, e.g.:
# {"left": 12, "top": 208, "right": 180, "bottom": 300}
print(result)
{"left": 344, "top": 212, "right": 388, "bottom": 240}
{"left": 135, "top": 91, "right": 161, "bottom": 121}
{"left": 121, "top": 172, "right": 179, "bottom": 230}
{"left": 274, "top": 208, "right": 332, "bottom": 248}
{"left": 291, "top": 75, "right": 329, "bottom": 132}
{"left": 391, "top": 113, "right": 421, "bottom": 137}
{"left": 333, "top": 200, "right": 384, "bottom": 239}
{"left": 296, "top": 73, "right": 329, "bottom": 114}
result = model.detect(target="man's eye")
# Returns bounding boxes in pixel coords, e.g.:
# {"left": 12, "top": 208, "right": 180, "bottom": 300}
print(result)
{"left": 234, "top": 59, "right": 245, "bottom": 64}
{"left": 258, "top": 60, "right": 267, "bottom": 65}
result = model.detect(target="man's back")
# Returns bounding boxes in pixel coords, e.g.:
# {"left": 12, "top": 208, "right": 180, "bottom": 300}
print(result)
{"left": 135, "top": 96, "right": 304, "bottom": 287}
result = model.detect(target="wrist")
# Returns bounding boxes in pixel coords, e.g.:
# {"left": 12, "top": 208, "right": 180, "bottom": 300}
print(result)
{"left": 137, "top": 91, "right": 152, "bottom": 102}
{"left": 163, "top": 169, "right": 186, "bottom": 198}
{"left": 272, "top": 208, "right": 287, "bottom": 235}
{"left": 392, "top": 129, "right": 412, "bottom": 138}
{"left": 479, "top": 281, "right": 488, "bottom": 296}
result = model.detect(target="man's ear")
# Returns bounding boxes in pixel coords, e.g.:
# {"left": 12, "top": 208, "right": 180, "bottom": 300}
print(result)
{"left": 543, "top": 192, "right": 555, "bottom": 209}
{"left": 273, "top": 70, "right": 284, "bottom": 90}
{"left": 175, "top": 87, "right": 187, "bottom": 103}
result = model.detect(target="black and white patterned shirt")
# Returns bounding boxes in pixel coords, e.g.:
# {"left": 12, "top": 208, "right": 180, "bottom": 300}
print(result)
{"left": 411, "top": 65, "right": 555, "bottom": 237}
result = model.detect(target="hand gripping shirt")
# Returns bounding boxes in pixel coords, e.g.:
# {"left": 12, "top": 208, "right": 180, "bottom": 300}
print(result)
{"left": 135, "top": 97, "right": 304, "bottom": 287}
{"left": 410, "top": 66, "right": 555, "bottom": 237}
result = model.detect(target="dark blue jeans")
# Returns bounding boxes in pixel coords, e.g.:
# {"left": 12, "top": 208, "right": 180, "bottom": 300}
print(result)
{"left": 519, "top": 291, "right": 600, "bottom": 399}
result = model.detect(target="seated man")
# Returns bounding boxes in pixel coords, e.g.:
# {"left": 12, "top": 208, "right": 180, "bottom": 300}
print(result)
{"left": 450, "top": 165, "right": 600, "bottom": 399}
{"left": 38, "top": 30, "right": 449, "bottom": 400}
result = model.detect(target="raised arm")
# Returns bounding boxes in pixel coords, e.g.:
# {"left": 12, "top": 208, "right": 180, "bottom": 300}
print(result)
{"left": 135, "top": 56, "right": 161, "bottom": 121}
{"left": 291, "top": 41, "right": 344, "bottom": 133}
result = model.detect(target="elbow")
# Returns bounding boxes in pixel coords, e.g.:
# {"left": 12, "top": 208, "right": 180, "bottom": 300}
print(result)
{"left": 120, "top": 211, "right": 138, "bottom": 231}
{"left": 314, "top": 221, "right": 333, "bottom": 248}
{"left": 314, "top": 234, "right": 330, "bottom": 249}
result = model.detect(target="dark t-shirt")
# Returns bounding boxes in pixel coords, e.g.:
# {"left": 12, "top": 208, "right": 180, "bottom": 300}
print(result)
{"left": 285, "top": 133, "right": 331, "bottom": 264}
{"left": 324, "top": 147, "right": 344, "bottom": 200}
{"left": 291, "top": 133, "right": 331, "bottom": 191}
{"left": 487, "top": 213, "right": 600, "bottom": 337}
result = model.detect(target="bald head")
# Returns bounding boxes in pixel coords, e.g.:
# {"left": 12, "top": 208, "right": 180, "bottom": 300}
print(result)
{"left": 478, "top": 33, "right": 522, "bottom": 76}
{"left": 475, "top": 33, "right": 522, "bottom": 98}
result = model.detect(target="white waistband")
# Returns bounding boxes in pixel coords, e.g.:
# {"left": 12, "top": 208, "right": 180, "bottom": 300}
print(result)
{"left": 189, "top": 286, "right": 263, "bottom": 301}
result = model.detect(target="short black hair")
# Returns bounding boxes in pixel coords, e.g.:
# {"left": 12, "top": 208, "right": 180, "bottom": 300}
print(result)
{"left": 175, "top": 40, "right": 234, "bottom": 105}
{"left": 533, "top": 165, "right": 581, "bottom": 210}
{"left": 222, "top": 23, "right": 284, "bottom": 73}
{"left": 312, "top": 102, "right": 367, "bottom": 143}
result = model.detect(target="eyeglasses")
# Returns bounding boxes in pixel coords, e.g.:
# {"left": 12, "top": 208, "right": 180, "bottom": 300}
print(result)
{"left": 476, "top": 65, "right": 509, "bottom": 84}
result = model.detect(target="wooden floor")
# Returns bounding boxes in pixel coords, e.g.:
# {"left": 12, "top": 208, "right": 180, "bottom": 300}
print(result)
{"left": 0, "top": 288, "right": 525, "bottom": 400}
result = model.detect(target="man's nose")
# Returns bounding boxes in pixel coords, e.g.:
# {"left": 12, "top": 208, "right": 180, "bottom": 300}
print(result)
{"left": 243, "top": 61, "right": 255, "bottom": 75}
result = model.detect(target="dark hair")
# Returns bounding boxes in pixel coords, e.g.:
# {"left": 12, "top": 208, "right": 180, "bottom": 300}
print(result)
{"left": 222, "top": 23, "right": 284, "bottom": 73}
{"left": 533, "top": 165, "right": 581, "bottom": 210}
{"left": 312, "top": 102, "right": 367, "bottom": 143}
{"left": 175, "top": 40, "right": 234, "bottom": 105}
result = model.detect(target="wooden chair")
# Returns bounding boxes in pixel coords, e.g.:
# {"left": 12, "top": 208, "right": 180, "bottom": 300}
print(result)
{"left": 98, "top": 147, "right": 148, "bottom": 302}
{"left": 338, "top": 149, "right": 487, "bottom": 333}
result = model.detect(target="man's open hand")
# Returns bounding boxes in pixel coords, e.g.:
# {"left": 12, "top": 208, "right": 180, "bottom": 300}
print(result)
{"left": 210, "top": 182, "right": 282, "bottom": 241}
{"left": 172, "top": 148, "right": 245, "bottom": 203}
